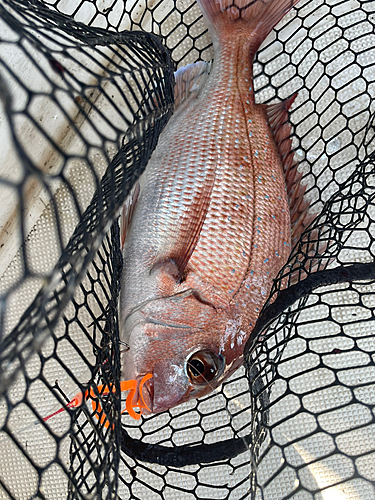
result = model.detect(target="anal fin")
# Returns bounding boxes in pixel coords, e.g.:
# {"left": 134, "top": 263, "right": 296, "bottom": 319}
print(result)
{"left": 121, "top": 181, "right": 140, "bottom": 249}
{"left": 174, "top": 61, "right": 212, "bottom": 109}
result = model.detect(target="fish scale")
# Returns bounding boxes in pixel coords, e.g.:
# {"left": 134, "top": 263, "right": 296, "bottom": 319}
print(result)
{"left": 190, "top": 42, "right": 290, "bottom": 300}
{"left": 119, "top": 0, "right": 304, "bottom": 415}
{"left": 188, "top": 49, "right": 253, "bottom": 289}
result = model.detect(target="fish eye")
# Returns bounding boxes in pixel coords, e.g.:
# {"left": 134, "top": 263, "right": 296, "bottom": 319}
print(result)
{"left": 186, "top": 350, "right": 222, "bottom": 384}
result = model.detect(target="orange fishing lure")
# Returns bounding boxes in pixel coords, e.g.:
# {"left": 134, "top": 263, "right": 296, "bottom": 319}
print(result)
{"left": 43, "top": 374, "right": 153, "bottom": 426}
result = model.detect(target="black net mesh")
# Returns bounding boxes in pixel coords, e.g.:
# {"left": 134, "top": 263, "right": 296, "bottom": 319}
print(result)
{"left": 0, "top": 0, "right": 375, "bottom": 499}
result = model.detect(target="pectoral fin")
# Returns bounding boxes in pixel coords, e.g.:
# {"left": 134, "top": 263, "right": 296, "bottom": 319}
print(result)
{"left": 153, "top": 173, "right": 215, "bottom": 280}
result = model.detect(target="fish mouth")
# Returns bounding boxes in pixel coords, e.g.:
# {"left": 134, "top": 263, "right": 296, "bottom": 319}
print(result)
{"left": 138, "top": 374, "right": 154, "bottom": 415}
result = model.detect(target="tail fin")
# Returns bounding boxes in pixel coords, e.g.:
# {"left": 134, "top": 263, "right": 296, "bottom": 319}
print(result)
{"left": 197, "top": 0, "right": 300, "bottom": 46}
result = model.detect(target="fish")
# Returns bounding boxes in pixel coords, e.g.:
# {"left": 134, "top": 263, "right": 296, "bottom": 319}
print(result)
{"left": 118, "top": 0, "right": 313, "bottom": 416}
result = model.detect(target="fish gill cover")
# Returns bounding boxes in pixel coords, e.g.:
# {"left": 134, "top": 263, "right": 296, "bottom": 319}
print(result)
{"left": 0, "top": 0, "right": 374, "bottom": 499}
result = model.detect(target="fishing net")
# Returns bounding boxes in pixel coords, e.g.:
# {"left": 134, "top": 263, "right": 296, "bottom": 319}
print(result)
{"left": 0, "top": 0, "right": 375, "bottom": 498}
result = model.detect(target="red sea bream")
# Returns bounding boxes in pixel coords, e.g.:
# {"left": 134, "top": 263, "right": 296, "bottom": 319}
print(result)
{"left": 119, "top": 0, "right": 312, "bottom": 415}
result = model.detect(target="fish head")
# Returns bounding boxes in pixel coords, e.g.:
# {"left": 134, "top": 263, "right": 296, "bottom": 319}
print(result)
{"left": 150, "top": 346, "right": 228, "bottom": 413}
{"left": 123, "top": 328, "right": 229, "bottom": 414}
{"left": 121, "top": 293, "right": 246, "bottom": 414}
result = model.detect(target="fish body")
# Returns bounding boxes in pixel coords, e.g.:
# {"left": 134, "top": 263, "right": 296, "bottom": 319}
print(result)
{"left": 119, "top": 0, "right": 306, "bottom": 414}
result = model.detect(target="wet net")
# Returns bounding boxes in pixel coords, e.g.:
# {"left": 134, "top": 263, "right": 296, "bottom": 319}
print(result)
{"left": 0, "top": 0, "right": 375, "bottom": 498}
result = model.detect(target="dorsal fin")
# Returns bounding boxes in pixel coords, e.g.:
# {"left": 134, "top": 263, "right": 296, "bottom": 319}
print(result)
{"left": 174, "top": 61, "right": 212, "bottom": 109}
{"left": 266, "top": 94, "right": 316, "bottom": 248}
{"left": 121, "top": 181, "right": 140, "bottom": 249}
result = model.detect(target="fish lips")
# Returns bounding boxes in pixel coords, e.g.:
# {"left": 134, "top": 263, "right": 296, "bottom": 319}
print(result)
{"left": 138, "top": 374, "right": 154, "bottom": 415}
{"left": 147, "top": 360, "right": 194, "bottom": 414}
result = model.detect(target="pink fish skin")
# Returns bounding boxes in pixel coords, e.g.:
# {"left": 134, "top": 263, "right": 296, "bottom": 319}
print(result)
{"left": 119, "top": 0, "right": 307, "bottom": 414}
